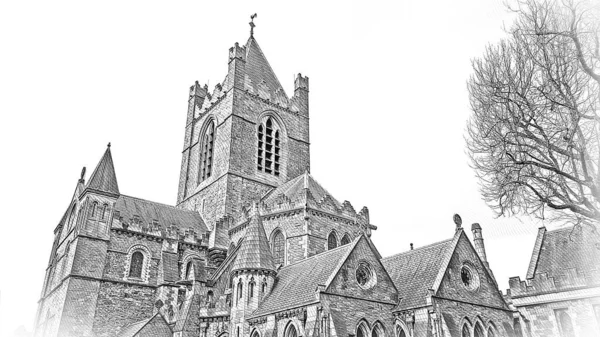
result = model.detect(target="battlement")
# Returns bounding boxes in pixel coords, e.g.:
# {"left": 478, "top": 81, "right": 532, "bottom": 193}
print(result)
{"left": 229, "top": 42, "right": 247, "bottom": 62}
{"left": 190, "top": 81, "right": 208, "bottom": 98}
{"left": 111, "top": 210, "right": 208, "bottom": 246}
{"left": 508, "top": 267, "right": 600, "bottom": 298}
{"left": 294, "top": 73, "right": 309, "bottom": 91}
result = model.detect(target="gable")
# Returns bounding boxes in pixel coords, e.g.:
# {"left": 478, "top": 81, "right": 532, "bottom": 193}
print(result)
{"left": 326, "top": 236, "right": 397, "bottom": 304}
{"left": 436, "top": 232, "right": 508, "bottom": 309}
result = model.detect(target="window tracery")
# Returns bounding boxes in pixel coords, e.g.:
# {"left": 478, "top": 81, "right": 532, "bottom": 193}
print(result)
{"left": 199, "top": 120, "right": 215, "bottom": 182}
{"left": 257, "top": 117, "right": 281, "bottom": 176}
{"left": 272, "top": 230, "right": 285, "bottom": 266}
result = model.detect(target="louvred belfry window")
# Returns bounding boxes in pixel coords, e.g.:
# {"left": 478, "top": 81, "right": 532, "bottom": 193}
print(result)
{"left": 199, "top": 121, "right": 215, "bottom": 182}
{"left": 257, "top": 117, "right": 281, "bottom": 176}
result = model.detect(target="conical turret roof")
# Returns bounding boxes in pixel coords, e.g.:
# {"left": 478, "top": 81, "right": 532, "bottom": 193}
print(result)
{"left": 230, "top": 203, "right": 276, "bottom": 273}
{"left": 87, "top": 144, "right": 119, "bottom": 195}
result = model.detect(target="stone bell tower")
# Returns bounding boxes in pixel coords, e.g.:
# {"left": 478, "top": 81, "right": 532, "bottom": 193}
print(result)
{"left": 176, "top": 18, "right": 310, "bottom": 231}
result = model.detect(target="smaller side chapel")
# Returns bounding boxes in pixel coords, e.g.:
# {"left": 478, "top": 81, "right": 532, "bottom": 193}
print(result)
{"left": 34, "top": 18, "right": 521, "bottom": 337}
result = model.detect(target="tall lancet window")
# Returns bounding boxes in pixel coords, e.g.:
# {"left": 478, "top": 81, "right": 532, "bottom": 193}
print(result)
{"left": 199, "top": 120, "right": 215, "bottom": 182}
{"left": 257, "top": 117, "right": 281, "bottom": 176}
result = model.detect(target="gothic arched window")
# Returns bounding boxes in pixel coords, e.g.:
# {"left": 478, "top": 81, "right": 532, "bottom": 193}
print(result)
{"left": 237, "top": 281, "right": 243, "bottom": 305}
{"left": 101, "top": 204, "right": 108, "bottom": 220}
{"left": 89, "top": 201, "right": 97, "bottom": 218}
{"left": 249, "top": 279, "right": 255, "bottom": 299}
{"left": 356, "top": 323, "right": 368, "bottom": 337}
{"left": 461, "top": 324, "right": 470, "bottom": 337}
{"left": 272, "top": 230, "right": 285, "bottom": 266}
{"left": 556, "top": 311, "right": 575, "bottom": 337}
{"left": 199, "top": 120, "right": 215, "bottom": 182}
{"left": 474, "top": 322, "right": 484, "bottom": 337}
{"left": 129, "top": 251, "right": 144, "bottom": 278}
{"left": 257, "top": 117, "right": 281, "bottom": 176}
{"left": 286, "top": 324, "right": 298, "bottom": 337}
{"left": 206, "top": 290, "right": 214, "bottom": 307}
{"left": 395, "top": 326, "right": 406, "bottom": 337}
{"left": 372, "top": 322, "right": 384, "bottom": 337}
{"left": 341, "top": 234, "right": 351, "bottom": 245}
{"left": 328, "top": 232, "right": 338, "bottom": 250}
{"left": 185, "top": 261, "right": 193, "bottom": 280}
{"left": 487, "top": 327, "right": 496, "bottom": 337}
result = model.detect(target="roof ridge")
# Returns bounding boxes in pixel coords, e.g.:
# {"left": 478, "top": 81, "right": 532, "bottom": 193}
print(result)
{"left": 281, "top": 242, "right": 353, "bottom": 269}
{"left": 121, "top": 194, "right": 198, "bottom": 214}
{"left": 382, "top": 237, "right": 453, "bottom": 261}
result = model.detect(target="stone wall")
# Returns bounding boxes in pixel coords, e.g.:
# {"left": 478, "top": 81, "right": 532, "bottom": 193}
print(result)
{"left": 517, "top": 298, "right": 600, "bottom": 337}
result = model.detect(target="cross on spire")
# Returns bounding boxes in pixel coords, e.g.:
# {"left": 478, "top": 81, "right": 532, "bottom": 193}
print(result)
{"left": 250, "top": 13, "right": 257, "bottom": 37}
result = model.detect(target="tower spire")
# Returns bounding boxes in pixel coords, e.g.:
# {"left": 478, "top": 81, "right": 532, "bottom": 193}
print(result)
{"left": 249, "top": 13, "right": 257, "bottom": 37}
{"left": 86, "top": 144, "right": 119, "bottom": 195}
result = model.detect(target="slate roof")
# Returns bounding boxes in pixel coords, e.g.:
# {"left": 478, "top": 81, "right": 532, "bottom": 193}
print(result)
{"left": 245, "top": 36, "right": 287, "bottom": 99}
{"left": 261, "top": 171, "right": 343, "bottom": 209}
{"left": 87, "top": 145, "right": 119, "bottom": 195}
{"left": 231, "top": 204, "right": 275, "bottom": 273}
{"left": 382, "top": 238, "right": 453, "bottom": 310}
{"left": 250, "top": 242, "right": 355, "bottom": 318}
{"left": 114, "top": 195, "right": 208, "bottom": 233}
{"left": 527, "top": 226, "right": 600, "bottom": 279}
{"left": 117, "top": 313, "right": 171, "bottom": 337}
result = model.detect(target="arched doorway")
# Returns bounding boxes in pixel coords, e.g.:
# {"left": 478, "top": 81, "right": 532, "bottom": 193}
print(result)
{"left": 286, "top": 323, "right": 298, "bottom": 337}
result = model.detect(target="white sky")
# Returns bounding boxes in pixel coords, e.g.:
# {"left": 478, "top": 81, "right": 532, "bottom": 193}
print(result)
{"left": 0, "top": 0, "right": 558, "bottom": 335}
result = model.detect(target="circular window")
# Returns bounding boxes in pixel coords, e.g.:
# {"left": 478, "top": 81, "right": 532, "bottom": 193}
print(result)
{"left": 355, "top": 262, "right": 377, "bottom": 289}
{"left": 460, "top": 264, "right": 480, "bottom": 291}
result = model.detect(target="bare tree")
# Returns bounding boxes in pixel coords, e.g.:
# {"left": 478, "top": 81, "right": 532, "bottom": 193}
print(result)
{"left": 466, "top": 0, "right": 600, "bottom": 229}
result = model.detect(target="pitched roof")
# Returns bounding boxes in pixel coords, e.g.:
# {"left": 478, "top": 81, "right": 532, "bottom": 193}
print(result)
{"left": 231, "top": 204, "right": 275, "bottom": 273}
{"left": 382, "top": 238, "right": 453, "bottom": 310}
{"left": 87, "top": 145, "right": 119, "bottom": 195}
{"left": 526, "top": 226, "right": 600, "bottom": 279}
{"left": 244, "top": 37, "right": 287, "bottom": 99}
{"left": 114, "top": 195, "right": 208, "bottom": 233}
{"left": 250, "top": 242, "right": 355, "bottom": 318}
{"left": 117, "top": 313, "right": 172, "bottom": 337}
{"left": 261, "top": 171, "right": 343, "bottom": 209}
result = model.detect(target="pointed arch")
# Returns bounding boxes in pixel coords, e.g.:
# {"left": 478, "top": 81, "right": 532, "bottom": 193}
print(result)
{"left": 89, "top": 201, "right": 98, "bottom": 218}
{"left": 473, "top": 321, "right": 484, "bottom": 337}
{"left": 356, "top": 320, "right": 370, "bottom": 337}
{"left": 372, "top": 321, "right": 385, "bottom": 337}
{"left": 285, "top": 321, "right": 299, "bottom": 337}
{"left": 460, "top": 318, "right": 472, "bottom": 337}
{"left": 341, "top": 233, "right": 351, "bottom": 245}
{"left": 327, "top": 230, "right": 338, "bottom": 250}
{"left": 257, "top": 112, "right": 286, "bottom": 177}
{"left": 394, "top": 321, "right": 408, "bottom": 337}
{"left": 198, "top": 118, "right": 216, "bottom": 182}
{"left": 236, "top": 279, "right": 243, "bottom": 305}
{"left": 185, "top": 260, "right": 193, "bottom": 280}
{"left": 270, "top": 228, "right": 286, "bottom": 266}
{"left": 250, "top": 329, "right": 261, "bottom": 337}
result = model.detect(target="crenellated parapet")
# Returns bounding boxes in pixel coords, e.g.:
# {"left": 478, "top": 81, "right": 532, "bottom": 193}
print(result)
{"left": 111, "top": 210, "right": 208, "bottom": 247}
{"left": 508, "top": 267, "right": 600, "bottom": 298}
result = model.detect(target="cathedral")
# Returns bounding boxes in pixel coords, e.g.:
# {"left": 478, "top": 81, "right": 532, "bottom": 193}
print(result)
{"left": 33, "top": 21, "right": 600, "bottom": 337}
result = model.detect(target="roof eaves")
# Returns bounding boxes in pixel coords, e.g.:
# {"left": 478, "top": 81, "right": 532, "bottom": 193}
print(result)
{"left": 430, "top": 229, "right": 463, "bottom": 293}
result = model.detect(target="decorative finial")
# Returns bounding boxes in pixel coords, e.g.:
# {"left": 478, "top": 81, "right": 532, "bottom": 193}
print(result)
{"left": 410, "top": 243, "right": 414, "bottom": 250}
{"left": 453, "top": 214, "right": 462, "bottom": 230}
{"left": 250, "top": 13, "right": 257, "bottom": 37}
{"left": 79, "top": 166, "right": 86, "bottom": 182}
{"left": 305, "top": 164, "right": 310, "bottom": 174}
{"left": 107, "top": 142, "right": 111, "bottom": 148}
